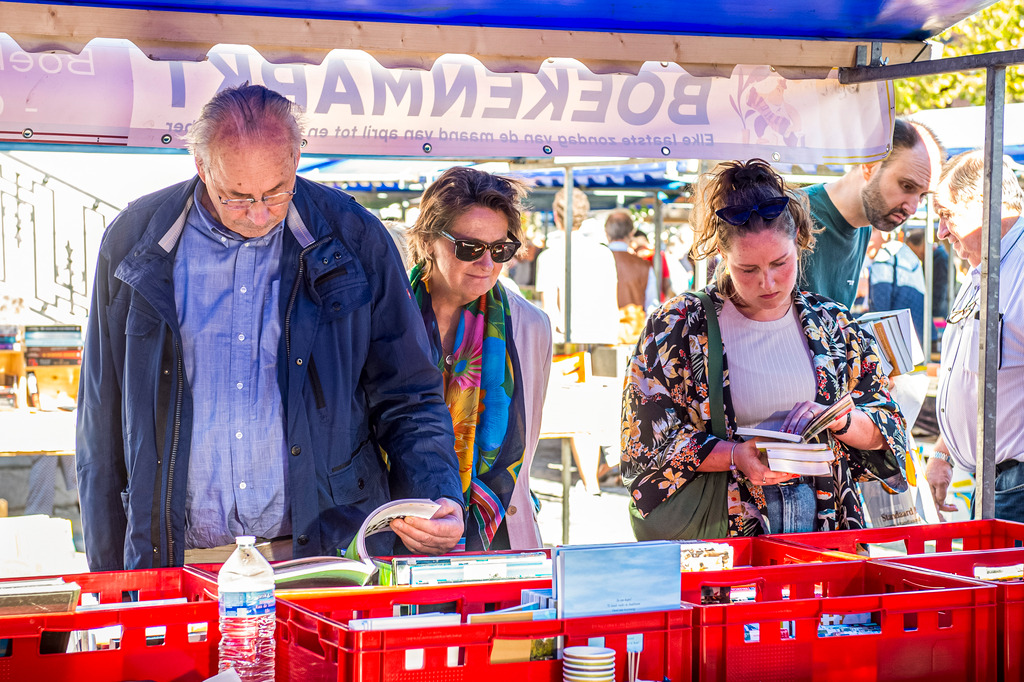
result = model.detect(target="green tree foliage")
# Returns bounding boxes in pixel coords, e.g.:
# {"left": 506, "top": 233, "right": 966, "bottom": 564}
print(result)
{"left": 895, "top": 0, "right": 1024, "bottom": 114}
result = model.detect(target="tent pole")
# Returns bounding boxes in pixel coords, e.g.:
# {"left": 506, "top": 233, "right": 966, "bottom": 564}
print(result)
{"left": 561, "top": 166, "right": 574, "bottom": 544}
{"left": 653, "top": 192, "right": 664, "bottom": 300}
{"left": 975, "top": 65, "right": 1005, "bottom": 520}
{"left": 923, "top": 200, "right": 934, "bottom": 358}
{"left": 563, "top": 167, "right": 574, "bottom": 346}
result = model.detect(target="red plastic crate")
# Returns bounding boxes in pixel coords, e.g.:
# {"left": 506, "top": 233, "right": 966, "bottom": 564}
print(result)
{"left": 680, "top": 560, "right": 997, "bottom": 682}
{"left": 0, "top": 568, "right": 220, "bottom": 682}
{"left": 770, "top": 520, "right": 1024, "bottom": 557}
{"left": 716, "top": 537, "right": 862, "bottom": 565}
{"left": 275, "top": 578, "right": 693, "bottom": 682}
{"left": 881, "top": 548, "right": 1024, "bottom": 682}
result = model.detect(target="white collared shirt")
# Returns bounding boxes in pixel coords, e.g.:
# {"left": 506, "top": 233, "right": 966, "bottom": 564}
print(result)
{"left": 937, "top": 215, "right": 1024, "bottom": 472}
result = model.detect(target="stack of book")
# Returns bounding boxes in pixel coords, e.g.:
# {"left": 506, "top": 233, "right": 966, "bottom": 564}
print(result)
{"left": 0, "top": 324, "right": 18, "bottom": 351}
{"left": 857, "top": 309, "right": 924, "bottom": 376}
{"left": 736, "top": 392, "right": 853, "bottom": 476}
{"left": 380, "top": 551, "right": 552, "bottom": 587}
{"left": 0, "top": 577, "right": 81, "bottom": 616}
{"left": 756, "top": 442, "right": 833, "bottom": 476}
{"left": 24, "top": 325, "right": 83, "bottom": 367}
{"left": 0, "top": 324, "right": 19, "bottom": 408}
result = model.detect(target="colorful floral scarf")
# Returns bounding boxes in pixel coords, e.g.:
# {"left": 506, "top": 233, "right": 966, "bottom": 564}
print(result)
{"left": 410, "top": 264, "right": 526, "bottom": 550}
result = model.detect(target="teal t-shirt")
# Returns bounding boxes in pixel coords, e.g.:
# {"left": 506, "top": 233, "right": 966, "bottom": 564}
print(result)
{"left": 798, "top": 183, "right": 872, "bottom": 309}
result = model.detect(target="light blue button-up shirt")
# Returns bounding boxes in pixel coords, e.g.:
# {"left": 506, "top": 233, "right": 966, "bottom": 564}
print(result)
{"left": 175, "top": 184, "right": 291, "bottom": 549}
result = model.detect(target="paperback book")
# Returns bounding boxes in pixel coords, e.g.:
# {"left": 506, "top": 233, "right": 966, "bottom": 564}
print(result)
{"left": 736, "top": 392, "right": 854, "bottom": 445}
{"left": 857, "top": 308, "right": 924, "bottom": 376}
{"left": 273, "top": 498, "right": 440, "bottom": 588}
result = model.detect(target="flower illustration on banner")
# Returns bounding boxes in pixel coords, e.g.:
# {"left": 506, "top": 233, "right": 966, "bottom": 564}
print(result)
{"left": 729, "top": 67, "right": 806, "bottom": 148}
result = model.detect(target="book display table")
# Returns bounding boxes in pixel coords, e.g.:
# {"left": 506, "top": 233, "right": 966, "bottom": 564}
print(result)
{"left": 0, "top": 521, "right": 1021, "bottom": 682}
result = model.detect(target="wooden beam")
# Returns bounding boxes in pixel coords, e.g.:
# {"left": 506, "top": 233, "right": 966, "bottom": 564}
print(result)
{"left": 2, "top": 2, "right": 929, "bottom": 77}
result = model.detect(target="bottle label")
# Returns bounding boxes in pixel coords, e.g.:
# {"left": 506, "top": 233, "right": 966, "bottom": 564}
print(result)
{"left": 220, "top": 589, "right": 275, "bottom": 617}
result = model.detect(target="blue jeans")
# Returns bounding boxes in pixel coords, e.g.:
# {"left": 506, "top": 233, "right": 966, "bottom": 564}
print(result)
{"left": 761, "top": 481, "right": 816, "bottom": 534}
{"left": 971, "top": 461, "right": 1024, "bottom": 523}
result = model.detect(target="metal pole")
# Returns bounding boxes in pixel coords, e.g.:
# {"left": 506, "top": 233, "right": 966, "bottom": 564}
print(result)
{"left": 653, "top": 192, "right": 664, "bottom": 300}
{"left": 975, "top": 65, "right": 1005, "bottom": 520}
{"left": 563, "top": 167, "right": 574, "bottom": 345}
{"left": 840, "top": 48, "right": 1024, "bottom": 84}
{"left": 561, "top": 439, "right": 572, "bottom": 544}
{"left": 561, "top": 167, "right": 574, "bottom": 544}
{"left": 923, "top": 201, "right": 934, "bottom": 358}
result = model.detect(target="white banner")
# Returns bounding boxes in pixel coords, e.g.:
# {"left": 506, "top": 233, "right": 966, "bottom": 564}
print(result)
{"left": 1, "top": 37, "right": 894, "bottom": 164}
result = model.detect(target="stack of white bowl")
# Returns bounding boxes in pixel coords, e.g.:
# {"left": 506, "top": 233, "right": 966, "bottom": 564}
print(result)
{"left": 562, "top": 645, "right": 616, "bottom": 682}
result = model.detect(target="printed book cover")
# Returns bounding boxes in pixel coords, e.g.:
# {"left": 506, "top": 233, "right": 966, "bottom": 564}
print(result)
{"left": 553, "top": 541, "right": 681, "bottom": 619}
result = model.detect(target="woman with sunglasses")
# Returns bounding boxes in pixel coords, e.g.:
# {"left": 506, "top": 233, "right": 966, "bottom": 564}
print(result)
{"left": 623, "top": 159, "right": 908, "bottom": 538}
{"left": 406, "top": 166, "right": 552, "bottom": 551}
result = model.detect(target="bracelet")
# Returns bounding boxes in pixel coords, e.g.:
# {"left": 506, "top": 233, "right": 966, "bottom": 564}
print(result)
{"left": 728, "top": 441, "right": 738, "bottom": 471}
{"left": 931, "top": 451, "right": 955, "bottom": 466}
{"left": 833, "top": 412, "right": 854, "bottom": 436}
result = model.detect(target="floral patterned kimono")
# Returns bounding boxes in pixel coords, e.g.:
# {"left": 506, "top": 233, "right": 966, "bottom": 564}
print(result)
{"left": 621, "top": 284, "right": 909, "bottom": 536}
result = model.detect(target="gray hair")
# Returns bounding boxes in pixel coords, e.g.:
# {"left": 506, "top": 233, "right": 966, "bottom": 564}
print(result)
{"left": 604, "top": 209, "right": 635, "bottom": 242}
{"left": 185, "top": 84, "right": 304, "bottom": 166}
{"left": 940, "top": 150, "right": 1024, "bottom": 213}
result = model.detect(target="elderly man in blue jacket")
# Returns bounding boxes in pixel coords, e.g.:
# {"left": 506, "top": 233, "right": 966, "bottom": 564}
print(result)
{"left": 77, "top": 84, "right": 464, "bottom": 570}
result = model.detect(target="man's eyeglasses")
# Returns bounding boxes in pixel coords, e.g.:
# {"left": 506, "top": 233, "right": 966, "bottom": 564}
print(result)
{"left": 947, "top": 284, "right": 981, "bottom": 325}
{"left": 715, "top": 196, "right": 791, "bottom": 226}
{"left": 441, "top": 231, "right": 521, "bottom": 263}
{"left": 219, "top": 190, "right": 296, "bottom": 212}
{"left": 947, "top": 296, "right": 979, "bottom": 325}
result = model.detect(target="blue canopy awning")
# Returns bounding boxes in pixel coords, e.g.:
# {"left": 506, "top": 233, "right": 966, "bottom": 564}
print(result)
{"left": 509, "top": 163, "right": 682, "bottom": 190}
{"left": 38, "top": 0, "right": 990, "bottom": 42}
{"left": 2, "top": 1, "right": 997, "bottom": 78}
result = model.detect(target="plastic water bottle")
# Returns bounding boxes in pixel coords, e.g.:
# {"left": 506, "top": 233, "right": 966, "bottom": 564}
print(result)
{"left": 218, "top": 536, "right": 276, "bottom": 681}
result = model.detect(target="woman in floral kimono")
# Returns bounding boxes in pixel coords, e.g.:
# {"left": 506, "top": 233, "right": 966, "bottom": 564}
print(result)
{"left": 406, "top": 167, "right": 552, "bottom": 551}
{"left": 622, "top": 159, "right": 908, "bottom": 537}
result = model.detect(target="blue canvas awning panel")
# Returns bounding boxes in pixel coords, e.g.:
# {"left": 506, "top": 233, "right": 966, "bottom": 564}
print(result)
{"left": 2, "top": 1, "right": 996, "bottom": 78}
{"left": 9, "top": 0, "right": 994, "bottom": 41}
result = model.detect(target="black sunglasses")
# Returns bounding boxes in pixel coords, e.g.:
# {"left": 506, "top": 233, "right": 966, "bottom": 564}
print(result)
{"left": 440, "top": 231, "right": 521, "bottom": 263}
{"left": 715, "top": 196, "right": 791, "bottom": 226}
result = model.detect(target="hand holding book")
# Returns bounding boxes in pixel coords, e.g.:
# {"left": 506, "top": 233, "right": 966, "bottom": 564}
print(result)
{"left": 389, "top": 497, "right": 464, "bottom": 555}
{"left": 735, "top": 392, "right": 853, "bottom": 478}
{"left": 777, "top": 393, "right": 855, "bottom": 441}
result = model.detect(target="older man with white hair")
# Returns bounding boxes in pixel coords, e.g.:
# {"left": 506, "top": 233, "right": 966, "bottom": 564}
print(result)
{"left": 925, "top": 150, "right": 1024, "bottom": 522}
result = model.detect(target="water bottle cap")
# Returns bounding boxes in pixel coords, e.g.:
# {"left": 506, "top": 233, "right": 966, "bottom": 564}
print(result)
{"left": 235, "top": 535, "right": 256, "bottom": 546}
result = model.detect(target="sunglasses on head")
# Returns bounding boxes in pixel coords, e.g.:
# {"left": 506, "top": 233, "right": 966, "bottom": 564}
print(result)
{"left": 715, "top": 196, "right": 791, "bottom": 226}
{"left": 441, "top": 230, "right": 522, "bottom": 263}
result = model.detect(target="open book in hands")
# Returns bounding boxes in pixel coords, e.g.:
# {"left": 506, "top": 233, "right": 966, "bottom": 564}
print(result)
{"left": 271, "top": 498, "right": 440, "bottom": 589}
{"left": 735, "top": 392, "right": 855, "bottom": 444}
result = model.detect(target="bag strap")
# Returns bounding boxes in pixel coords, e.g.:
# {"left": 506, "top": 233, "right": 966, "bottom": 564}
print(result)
{"left": 693, "top": 291, "right": 726, "bottom": 440}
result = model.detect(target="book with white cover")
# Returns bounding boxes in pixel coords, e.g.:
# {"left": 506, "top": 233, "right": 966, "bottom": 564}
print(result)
{"left": 258, "top": 498, "right": 443, "bottom": 588}
{"left": 762, "top": 446, "right": 834, "bottom": 462}
{"left": 858, "top": 309, "right": 924, "bottom": 375}
{"left": 765, "top": 453, "right": 832, "bottom": 476}
{"left": 752, "top": 441, "right": 829, "bottom": 452}
{"left": 344, "top": 498, "right": 440, "bottom": 565}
